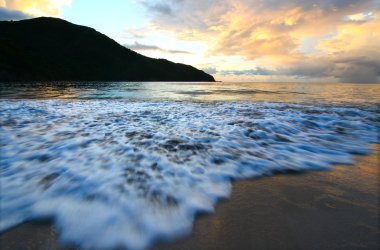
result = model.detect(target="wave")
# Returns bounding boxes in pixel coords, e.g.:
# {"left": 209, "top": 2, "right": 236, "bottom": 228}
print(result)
{"left": 0, "top": 100, "right": 378, "bottom": 249}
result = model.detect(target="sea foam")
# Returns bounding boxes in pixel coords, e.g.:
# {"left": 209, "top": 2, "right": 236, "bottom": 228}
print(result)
{"left": 0, "top": 100, "right": 378, "bottom": 249}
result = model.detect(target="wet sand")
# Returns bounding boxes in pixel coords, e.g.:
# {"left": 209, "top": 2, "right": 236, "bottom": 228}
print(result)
{"left": 1, "top": 145, "right": 379, "bottom": 250}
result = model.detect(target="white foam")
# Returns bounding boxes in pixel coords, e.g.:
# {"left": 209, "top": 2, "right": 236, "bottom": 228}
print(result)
{"left": 0, "top": 100, "right": 378, "bottom": 249}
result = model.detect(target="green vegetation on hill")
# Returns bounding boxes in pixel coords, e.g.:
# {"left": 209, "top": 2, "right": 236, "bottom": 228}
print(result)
{"left": 0, "top": 17, "right": 215, "bottom": 82}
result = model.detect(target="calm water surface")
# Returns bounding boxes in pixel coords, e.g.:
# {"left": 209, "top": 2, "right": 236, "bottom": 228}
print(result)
{"left": 1, "top": 81, "right": 379, "bottom": 104}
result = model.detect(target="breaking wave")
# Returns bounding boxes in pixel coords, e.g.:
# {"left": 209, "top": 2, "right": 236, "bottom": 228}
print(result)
{"left": 0, "top": 100, "right": 378, "bottom": 249}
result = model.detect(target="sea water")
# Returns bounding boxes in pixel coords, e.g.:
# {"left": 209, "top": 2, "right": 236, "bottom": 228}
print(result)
{"left": 0, "top": 82, "right": 379, "bottom": 249}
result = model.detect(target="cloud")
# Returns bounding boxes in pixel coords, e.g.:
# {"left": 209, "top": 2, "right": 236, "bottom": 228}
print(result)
{"left": 140, "top": 0, "right": 380, "bottom": 82}
{"left": 338, "top": 65, "right": 379, "bottom": 83}
{"left": 219, "top": 67, "right": 276, "bottom": 76}
{"left": 209, "top": 0, "right": 379, "bottom": 59}
{"left": 141, "top": 0, "right": 232, "bottom": 37}
{"left": 278, "top": 60, "right": 334, "bottom": 78}
{"left": 217, "top": 54, "right": 380, "bottom": 83}
{"left": 345, "top": 12, "right": 375, "bottom": 22}
{"left": 332, "top": 55, "right": 380, "bottom": 83}
{"left": 0, "top": 6, "right": 30, "bottom": 20}
{"left": 141, "top": 1, "right": 172, "bottom": 15}
{"left": 1, "top": 0, "right": 71, "bottom": 17}
{"left": 124, "top": 41, "right": 191, "bottom": 54}
{"left": 202, "top": 67, "right": 217, "bottom": 74}
{"left": 122, "top": 27, "right": 148, "bottom": 39}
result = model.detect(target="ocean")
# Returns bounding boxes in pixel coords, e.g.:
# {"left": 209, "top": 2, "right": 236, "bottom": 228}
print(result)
{"left": 0, "top": 82, "right": 379, "bottom": 249}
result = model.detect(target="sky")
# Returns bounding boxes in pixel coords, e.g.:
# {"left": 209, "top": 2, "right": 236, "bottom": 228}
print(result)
{"left": 1, "top": 0, "right": 380, "bottom": 83}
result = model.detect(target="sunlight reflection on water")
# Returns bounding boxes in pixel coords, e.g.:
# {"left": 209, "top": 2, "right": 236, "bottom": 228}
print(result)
{"left": 1, "top": 81, "right": 379, "bottom": 104}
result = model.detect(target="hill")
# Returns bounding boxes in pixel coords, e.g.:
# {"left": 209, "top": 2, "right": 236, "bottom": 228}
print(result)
{"left": 0, "top": 17, "right": 215, "bottom": 82}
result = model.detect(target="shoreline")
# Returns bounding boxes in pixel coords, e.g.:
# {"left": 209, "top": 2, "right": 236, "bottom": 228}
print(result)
{"left": 1, "top": 145, "right": 379, "bottom": 250}
{"left": 154, "top": 144, "right": 379, "bottom": 250}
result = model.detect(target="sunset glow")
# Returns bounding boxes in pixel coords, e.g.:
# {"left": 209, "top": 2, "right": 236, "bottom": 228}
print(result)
{"left": 1, "top": 0, "right": 379, "bottom": 82}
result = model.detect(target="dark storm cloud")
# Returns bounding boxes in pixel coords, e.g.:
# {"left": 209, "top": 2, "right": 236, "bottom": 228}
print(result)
{"left": 0, "top": 7, "right": 30, "bottom": 21}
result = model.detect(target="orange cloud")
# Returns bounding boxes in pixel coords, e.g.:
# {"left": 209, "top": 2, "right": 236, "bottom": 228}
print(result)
{"left": 142, "top": 0, "right": 380, "bottom": 82}
{"left": 2, "top": 0, "right": 71, "bottom": 17}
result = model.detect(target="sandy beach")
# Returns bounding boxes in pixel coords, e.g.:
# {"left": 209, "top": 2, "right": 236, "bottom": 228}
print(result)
{"left": 1, "top": 144, "right": 378, "bottom": 250}
{"left": 154, "top": 144, "right": 379, "bottom": 250}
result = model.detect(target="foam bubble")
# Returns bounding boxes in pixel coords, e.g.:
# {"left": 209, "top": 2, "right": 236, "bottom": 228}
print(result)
{"left": 0, "top": 100, "right": 378, "bottom": 249}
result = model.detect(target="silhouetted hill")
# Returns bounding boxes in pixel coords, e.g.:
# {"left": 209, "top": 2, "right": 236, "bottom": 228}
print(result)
{"left": 0, "top": 17, "right": 215, "bottom": 82}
